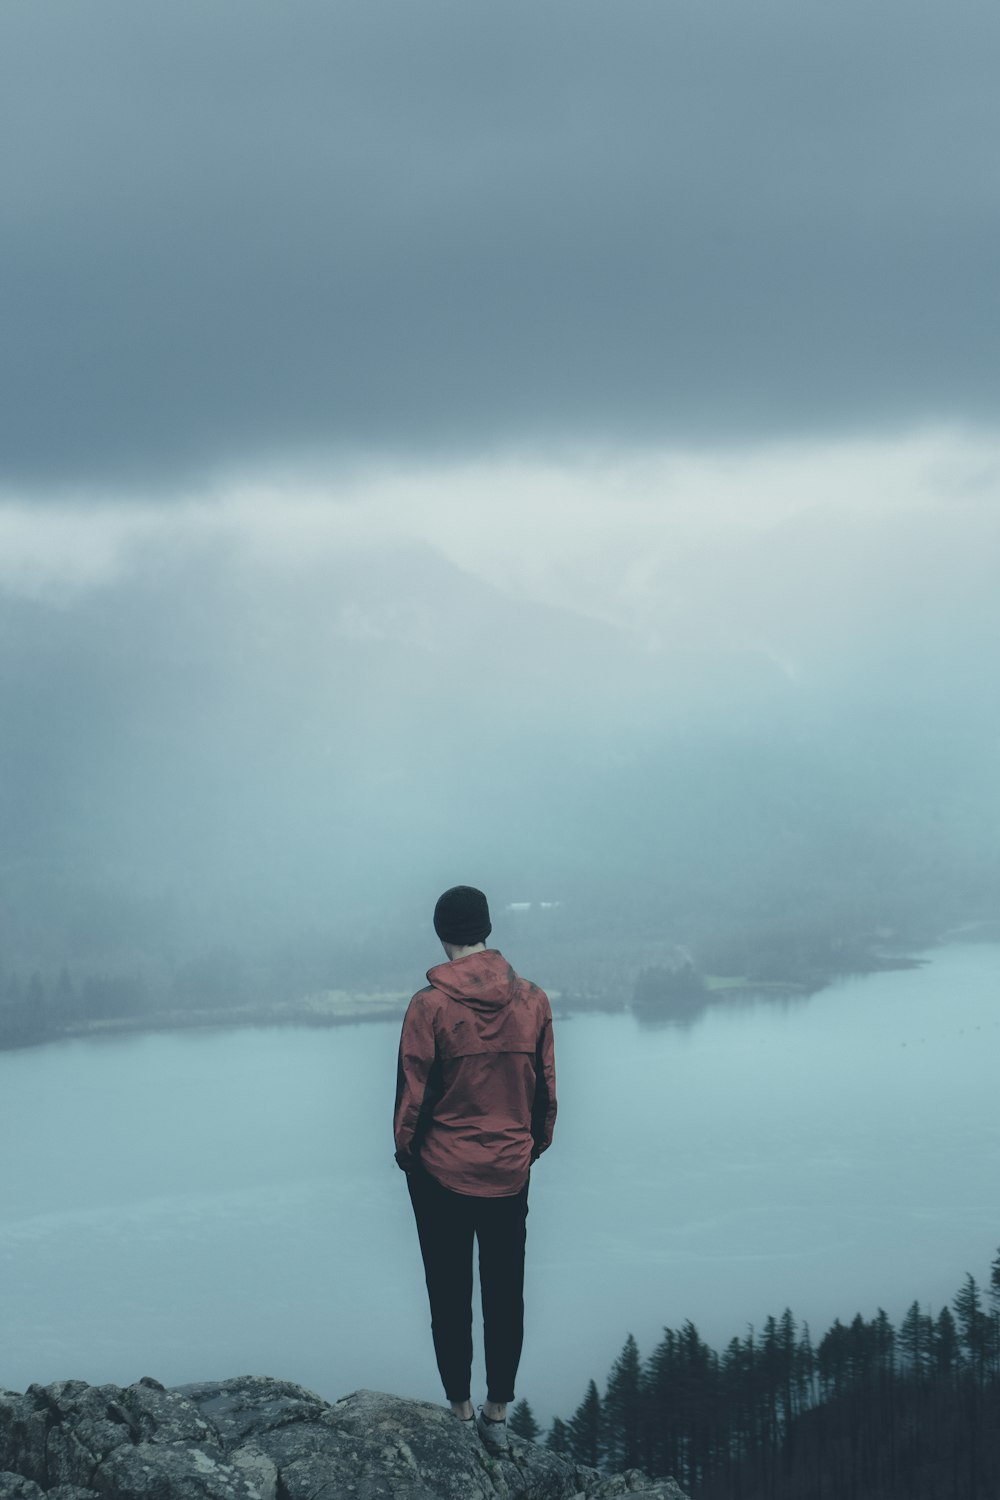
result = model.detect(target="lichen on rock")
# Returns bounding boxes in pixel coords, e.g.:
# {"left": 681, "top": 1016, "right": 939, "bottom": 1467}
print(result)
{"left": 1, "top": 1377, "right": 687, "bottom": 1500}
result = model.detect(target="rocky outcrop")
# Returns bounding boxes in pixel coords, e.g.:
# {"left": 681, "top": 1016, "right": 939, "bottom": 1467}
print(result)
{"left": 0, "top": 1377, "right": 687, "bottom": 1500}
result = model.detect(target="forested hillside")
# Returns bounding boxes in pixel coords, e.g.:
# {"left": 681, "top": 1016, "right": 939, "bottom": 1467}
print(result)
{"left": 550, "top": 1250, "right": 1000, "bottom": 1500}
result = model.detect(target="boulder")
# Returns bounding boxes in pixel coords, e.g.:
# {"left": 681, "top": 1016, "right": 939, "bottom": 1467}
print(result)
{"left": 0, "top": 1377, "right": 688, "bottom": 1500}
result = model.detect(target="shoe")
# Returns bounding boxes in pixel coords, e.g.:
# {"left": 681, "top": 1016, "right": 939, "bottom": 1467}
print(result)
{"left": 476, "top": 1408, "right": 512, "bottom": 1456}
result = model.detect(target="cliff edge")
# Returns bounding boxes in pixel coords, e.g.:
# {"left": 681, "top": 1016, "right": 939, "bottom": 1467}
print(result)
{"left": 0, "top": 1376, "right": 687, "bottom": 1500}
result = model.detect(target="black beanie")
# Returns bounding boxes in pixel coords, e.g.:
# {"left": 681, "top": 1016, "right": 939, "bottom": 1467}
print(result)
{"left": 433, "top": 885, "right": 492, "bottom": 946}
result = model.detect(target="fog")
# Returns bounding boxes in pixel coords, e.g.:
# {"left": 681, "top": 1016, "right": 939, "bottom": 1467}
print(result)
{"left": 1, "top": 465, "right": 997, "bottom": 1002}
{"left": 2, "top": 0, "right": 999, "bottom": 1458}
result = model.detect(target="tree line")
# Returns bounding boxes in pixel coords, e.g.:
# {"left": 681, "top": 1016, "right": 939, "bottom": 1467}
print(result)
{"left": 509, "top": 1248, "right": 1000, "bottom": 1499}
{"left": 0, "top": 964, "right": 145, "bottom": 1046}
{"left": 0, "top": 949, "right": 249, "bottom": 1048}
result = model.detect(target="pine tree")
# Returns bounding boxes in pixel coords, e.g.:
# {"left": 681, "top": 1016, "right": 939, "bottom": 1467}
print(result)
{"left": 646, "top": 1327, "right": 681, "bottom": 1479}
{"left": 953, "top": 1273, "right": 988, "bottom": 1380}
{"left": 720, "top": 1331, "right": 760, "bottom": 1470}
{"left": 676, "top": 1320, "right": 717, "bottom": 1490}
{"left": 760, "top": 1315, "right": 783, "bottom": 1451}
{"left": 989, "top": 1246, "right": 1000, "bottom": 1378}
{"left": 873, "top": 1307, "right": 896, "bottom": 1381}
{"left": 899, "top": 1300, "right": 933, "bottom": 1377}
{"left": 795, "top": 1321, "right": 817, "bottom": 1411}
{"left": 603, "top": 1333, "right": 642, "bottom": 1469}
{"left": 818, "top": 1318, "right": 850, "bottom": 1399}
{"left": 508, "top": 1399, "right": 540, "bottom": 1442}
{"left": 545, "top": 1416, "right": 570, "bottom": 1454}
{"left": 779, "top": 1308, "right": 799, "bottom": 1420}
{"left": 568, "top": 1379, "right": 604, "bottom": 1468}
{"left": 933, "top": 1304, "right": 959, "bottom": 1377}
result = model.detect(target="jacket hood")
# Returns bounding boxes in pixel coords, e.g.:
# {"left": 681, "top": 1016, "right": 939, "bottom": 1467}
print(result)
{"left": 426, "top": 948, "right": 518, "bottom": 1013}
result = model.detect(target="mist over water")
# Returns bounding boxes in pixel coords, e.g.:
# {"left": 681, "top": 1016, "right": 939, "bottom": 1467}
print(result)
{"left": 2, "top": 491, "right": 999, "bottom": 1007}
{"left": 2, "top": 8, "right": 999, "bottom": 1474}
{"left": 2, "top": 942, "right": 996, "bottom": 1425}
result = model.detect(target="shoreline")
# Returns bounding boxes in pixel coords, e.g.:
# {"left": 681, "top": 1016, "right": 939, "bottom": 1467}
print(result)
{"left": 0, "top": 989, "right": 410, "bottom": 1053}
{"left": 0, "top": 945, "right": 946, "bottom": 1054}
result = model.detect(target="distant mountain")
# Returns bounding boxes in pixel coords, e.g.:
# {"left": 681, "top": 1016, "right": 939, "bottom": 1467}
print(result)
{"left": 1, "top": 524, "right": 996, "bottom": 978}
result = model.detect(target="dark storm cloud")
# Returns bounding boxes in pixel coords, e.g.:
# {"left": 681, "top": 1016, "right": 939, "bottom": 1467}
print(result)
{"left": 2, "top": 0, "right": 998, "bottom": 489}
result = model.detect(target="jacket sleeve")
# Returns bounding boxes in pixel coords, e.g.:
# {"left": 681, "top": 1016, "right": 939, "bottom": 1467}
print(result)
{"left": 393, "top": 994, "right": 441, "bottom": 1172}
{"left": 530, "top": 997, "right": 557, "bottom": 1159}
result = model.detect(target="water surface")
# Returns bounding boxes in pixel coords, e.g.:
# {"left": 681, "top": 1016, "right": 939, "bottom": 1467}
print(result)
{"left": 1, "top": 942, "right": 997, "bottom": 1424}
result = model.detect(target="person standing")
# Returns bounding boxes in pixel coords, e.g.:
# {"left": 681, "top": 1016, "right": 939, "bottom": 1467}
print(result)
{"left": 394, "top": 885, "right": 557, "bottom": 1452}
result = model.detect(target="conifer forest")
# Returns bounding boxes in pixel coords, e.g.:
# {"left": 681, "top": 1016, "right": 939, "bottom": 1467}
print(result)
{"left": 546, "top": 1248, "right": 1000, "bottom": 1500}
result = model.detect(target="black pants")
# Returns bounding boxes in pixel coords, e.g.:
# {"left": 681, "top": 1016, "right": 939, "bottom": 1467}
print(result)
{"left": 407, "top": 1165, "right": 529, "bottom": 1404}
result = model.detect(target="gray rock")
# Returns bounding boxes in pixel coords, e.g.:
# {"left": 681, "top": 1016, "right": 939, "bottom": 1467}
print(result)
{"left": 5, "top": 1379, "right": 142, "bottom": 1488}
{"left": 0, "top": 1481, "right": 98, "bottom": 1500}
{"left": 118, "top": 1379, "right": 218, "bottom": 1448}
{"left": 0, "top": 1475, "right": 46, "bottom": 1500}
{"left": 226, "top": 1447, "right": 276, "bottom": 1500}
{"left": 0, "top": 1382, "right": 255, "bottom": 1500}
{"left": 93, "top": 1440, "right": 260, "bottom": 1499}
{"left": 0, "top": 1378, "right": 687, "bottom": 1500}
{"left": 173, "top": 1378, "right": 327, "bottom": 1450}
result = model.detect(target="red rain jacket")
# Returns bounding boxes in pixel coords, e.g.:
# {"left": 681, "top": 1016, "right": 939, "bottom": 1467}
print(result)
{"left": 394, "top": 949, "right": 557, "bottom": 1197}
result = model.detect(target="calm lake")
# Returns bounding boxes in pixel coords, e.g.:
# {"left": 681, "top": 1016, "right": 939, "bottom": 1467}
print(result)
{"left": 1, "top": 941, "right": 998, "bottom": 1425}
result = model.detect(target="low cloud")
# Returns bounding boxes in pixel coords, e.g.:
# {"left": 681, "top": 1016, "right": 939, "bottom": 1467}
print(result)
{"left": 2, "top": 0, "right": 999, "bottom": 490}
{"left": 3, "top": 427, "right": 995, "bottom": 634}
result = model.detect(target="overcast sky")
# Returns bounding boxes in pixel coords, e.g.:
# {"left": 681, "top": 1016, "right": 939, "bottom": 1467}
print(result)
{"left": 2, "top": 0, "right": 999, "bottom": 501}
{"left": 1, "top": 0, "right": 997, "bottom": 816}
{"left": 0, "top": 0, "right": 998, "bottom": 980}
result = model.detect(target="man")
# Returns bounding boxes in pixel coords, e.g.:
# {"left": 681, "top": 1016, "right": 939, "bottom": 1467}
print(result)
{"left": 394, "top": 885, "right": 557, "bottom": 1453}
